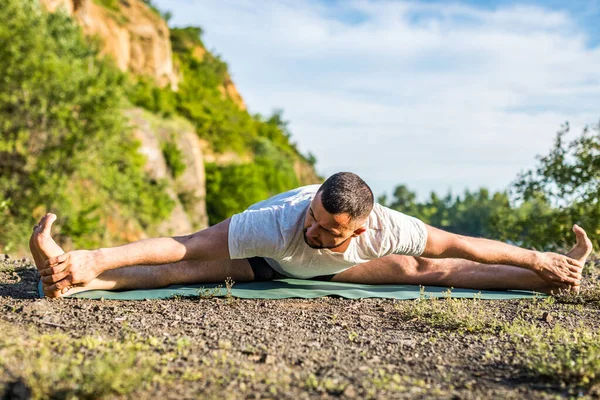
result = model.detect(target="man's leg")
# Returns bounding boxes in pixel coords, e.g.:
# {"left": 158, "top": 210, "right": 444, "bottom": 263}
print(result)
{"left": 30, "top": 214, "right": 256, "bottom": 297}
{"left": 331, "top": 226, "right": 593, "bottom": 294}
{"left": 61, "top": 258, "right": 256, "bottom": 295}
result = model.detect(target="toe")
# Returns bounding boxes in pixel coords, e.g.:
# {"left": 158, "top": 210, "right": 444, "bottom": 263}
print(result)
{"left": 573, "top": 224, "right": 588, "bottom": 239}
{"left": 41, "top": 214, "right": 57, "bottom": 237}
{"left": 37, "top": 214, "right": 47, "bottom": 227}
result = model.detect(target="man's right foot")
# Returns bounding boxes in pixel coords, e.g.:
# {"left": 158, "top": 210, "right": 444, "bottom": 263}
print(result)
{"left": 28, "top": 213, "right": 66, "bottom": 297}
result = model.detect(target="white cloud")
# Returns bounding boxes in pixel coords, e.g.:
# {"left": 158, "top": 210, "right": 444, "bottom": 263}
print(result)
{"left": 155, "top": 0, "right": 600, "bottom": 199}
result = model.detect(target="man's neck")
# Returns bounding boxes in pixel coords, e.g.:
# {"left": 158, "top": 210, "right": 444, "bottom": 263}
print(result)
{"left": 329, "top": 236, "right": 353, "bottom": 253}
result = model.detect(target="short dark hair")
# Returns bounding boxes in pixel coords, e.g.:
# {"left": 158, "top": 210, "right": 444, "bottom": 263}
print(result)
{"left": 317, "top": 172, "right": 374, "bottom": 220}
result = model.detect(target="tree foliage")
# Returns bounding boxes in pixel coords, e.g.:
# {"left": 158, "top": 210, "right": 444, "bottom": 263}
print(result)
{"left": 509, "top": 122, "right": 600, "bottom": 249}
{"left": 205, "top": 138, "right": 300, "bottom": 225}
{"left": 128, "top": 26, "right": 311, "bottom": 224}
{"left": 384, "top": 123, "right": 599, "bottom": 251}
{"left": 0, "top": 0, "right": 174, "bottom": 251}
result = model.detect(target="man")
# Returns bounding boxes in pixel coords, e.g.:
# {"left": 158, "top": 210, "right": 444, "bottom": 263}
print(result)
{"left": 32, "top": 172, "right": 592, "bottom": 298}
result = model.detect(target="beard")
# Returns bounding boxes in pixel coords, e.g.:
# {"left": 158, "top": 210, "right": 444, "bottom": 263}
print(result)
{"left": 303, "top": 229, "right": 352, "bottom": 250}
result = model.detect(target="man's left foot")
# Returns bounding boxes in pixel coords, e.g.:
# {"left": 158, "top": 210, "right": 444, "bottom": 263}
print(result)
{"left": 563, "top": 224, "right": 593, "bottom": 294}
{"left": 566, "top": 224, "right": 593, "bottom": 262}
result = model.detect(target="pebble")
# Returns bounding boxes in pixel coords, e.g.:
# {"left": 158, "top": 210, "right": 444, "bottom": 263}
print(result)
{"left": 542, "top": 311, "right": 553, "bottom": 323}
{"left": 343, "top": 385, "right": 357, "bottom": 398}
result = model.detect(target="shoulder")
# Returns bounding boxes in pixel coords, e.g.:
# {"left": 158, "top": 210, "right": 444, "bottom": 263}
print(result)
{"left": 245, "top": 185, "right": 320, "bottom": 212}
{"left": 365, "top": 203, "right": 412, "bottom": 228}
{"left": 359, "top": 204, "right": 428, "bottom": 257}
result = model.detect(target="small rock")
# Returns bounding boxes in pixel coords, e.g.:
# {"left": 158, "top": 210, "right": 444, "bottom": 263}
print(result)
{"left": 3, "top": 379, "right": 31, "bottom": 400}
{"left": 23, "top": 300, "right": 51, "bottom": 316}
{"left": 542, "top": 312, "right": 553, "bottom": 323}
{"left": 343, "top": 385, "right": 357, "bottom": 398}
{"left": 264, "top": 354, "right": 275, "bottom": 364}
{"left": 218, "top": 339, "right": 232, "bottom": 350}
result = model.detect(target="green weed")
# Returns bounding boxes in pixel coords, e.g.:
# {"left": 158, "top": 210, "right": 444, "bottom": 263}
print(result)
{"left": 394, "top": 294, "right": 501, "bottom": 334}
{"left": 505, "top": 320, "right": 600, "bottom": 387}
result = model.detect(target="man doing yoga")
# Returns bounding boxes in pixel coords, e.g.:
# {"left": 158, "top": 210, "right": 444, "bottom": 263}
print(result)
{"left": 31, "top": 172, "right": 592, "bottom": 298}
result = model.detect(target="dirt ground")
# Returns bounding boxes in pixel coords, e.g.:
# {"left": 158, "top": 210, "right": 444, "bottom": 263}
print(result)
{"left": 1, "top": 255, "right": 599, "bottom": 399}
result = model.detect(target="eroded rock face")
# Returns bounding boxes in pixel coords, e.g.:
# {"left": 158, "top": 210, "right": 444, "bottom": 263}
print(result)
{"left": 127, "top": 108, "right": 208, "bottom": 236}
{"left": 219, "top": 73, "right": 246, "bottom": 110}
{"left": 39, "top": 0, "right": 74, "bottom": 14}
{"left": 39, "top": 0, "right": 179, "bottom": 90}
{"left": 174, "top": 131, "right": 209, "bottom": 230}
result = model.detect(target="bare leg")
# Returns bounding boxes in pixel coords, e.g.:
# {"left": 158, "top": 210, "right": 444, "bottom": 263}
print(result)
{"left": 30, "top": 213, "right": 256, "bottom": 297}
{"left": 63, "top": 258, "right": 256, "bottom": 295}
{"left": 332, "top": 225, "right": 593, "bottom": 294}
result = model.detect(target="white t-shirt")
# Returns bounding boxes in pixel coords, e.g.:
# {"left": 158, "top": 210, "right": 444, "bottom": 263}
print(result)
{"left": 228, "top": 185, "right": 428, "bottom": 279}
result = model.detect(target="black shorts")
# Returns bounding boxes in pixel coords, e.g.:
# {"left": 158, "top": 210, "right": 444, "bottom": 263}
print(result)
{"left": 247, "top": 257, "right": 335, "bottom": 282}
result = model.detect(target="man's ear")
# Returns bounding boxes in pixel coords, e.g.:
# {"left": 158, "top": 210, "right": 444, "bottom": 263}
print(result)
{"left": 352, "top": 226, "right": 367, "bottom": 237}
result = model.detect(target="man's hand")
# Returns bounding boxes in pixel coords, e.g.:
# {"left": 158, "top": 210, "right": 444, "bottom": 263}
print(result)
{"left": 39, "top": 250, "right": 102, "bottom": 293}
{"left": 533, "top": 252, "right": 583, "bottom": 288}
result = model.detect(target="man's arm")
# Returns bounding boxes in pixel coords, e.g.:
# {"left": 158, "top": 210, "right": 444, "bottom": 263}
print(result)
{"left": 421, "top": 224, "right": 582, "bottom": 286}
{"left": 40, "top": 218, "right": 232, "bottom": 291}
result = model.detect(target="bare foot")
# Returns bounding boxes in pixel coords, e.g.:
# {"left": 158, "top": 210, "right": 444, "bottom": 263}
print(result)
{"left": 561, "top": 224, "right": 593, "bottom": 294}
{"left": 566, "top": 224, "right": 593, "bottom": 262}
{"left": 28, "top": 213, "right": 65, "bottom": 297}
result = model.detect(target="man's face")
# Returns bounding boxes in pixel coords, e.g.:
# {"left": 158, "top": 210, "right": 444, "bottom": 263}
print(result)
{"left": 302, "top": 192, "right": 366, "bottom": 250}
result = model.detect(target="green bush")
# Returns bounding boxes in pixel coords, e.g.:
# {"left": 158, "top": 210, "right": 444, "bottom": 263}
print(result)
{"left": 162, "top": 139, "right": 186, "bottom": 179}
{"left": 205, "top": 139, "right": 300, "bottom": 224}
{"left": 127, "top": 76, "right": 177, "bottom": 117}
{"left": 384, "top": 122, "right": 599, "bottom": 251}
{"left": 0, "top": 0, "right": 174, "bottom": 250}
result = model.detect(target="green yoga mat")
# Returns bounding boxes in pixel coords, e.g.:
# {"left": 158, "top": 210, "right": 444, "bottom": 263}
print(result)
{"left": 37, "top": 279, "right": 543, "bottom": 300}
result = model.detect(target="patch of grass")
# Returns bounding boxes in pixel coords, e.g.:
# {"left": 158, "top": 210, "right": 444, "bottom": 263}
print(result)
{"left": 555, "top": 259, "right": 600, "bottom": 306}
{"left": 0, "top": 325, "right": 159, "bottom": 398}
{"left": 194, "top": 278, "right": 235, "bottom": 304}
{"left": 365, "top": 369, "right": 448, "bottom": 397}
{"left": 196, "top": 284, "right": 224, "bottom": 299}
{"left": 393, "top": 290, "right": 505, "bottom": 333}
{"left": 505, "top": 320, "right": 600, "bottom": 388}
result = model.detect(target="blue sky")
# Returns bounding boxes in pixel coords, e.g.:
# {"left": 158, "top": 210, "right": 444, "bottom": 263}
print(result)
{"left": 153, "top": 0, "right": 600, "bottom": 200}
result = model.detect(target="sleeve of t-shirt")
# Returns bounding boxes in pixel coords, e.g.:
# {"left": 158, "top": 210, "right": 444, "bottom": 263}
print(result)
{"left": 228, "top": 208, "right": 282, "bottom": 259}
{"left": 379, "top": 206, "right": 428, "bottom": 256}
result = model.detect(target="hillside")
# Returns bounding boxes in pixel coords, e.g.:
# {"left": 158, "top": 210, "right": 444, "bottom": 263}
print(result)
{"left": 0, "top": 0, "right": 320, "bottom": 254}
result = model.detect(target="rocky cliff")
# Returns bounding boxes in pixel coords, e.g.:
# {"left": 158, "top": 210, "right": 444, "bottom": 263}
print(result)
{"left": 40, "top": 0, "right": 179, "bottom": 89}
{"left": 39, "top": 0, "right": 247, "bottom": 108}
{"left": 127, "top": 108, "right": 209, "bottom": 234}
{"left": 37, "top": 0, "right": 320, "bottom": 236}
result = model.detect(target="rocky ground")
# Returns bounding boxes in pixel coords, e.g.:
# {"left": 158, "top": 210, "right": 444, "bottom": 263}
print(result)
{"left": 1, "top": 255, "right": 599, "bottom": 399}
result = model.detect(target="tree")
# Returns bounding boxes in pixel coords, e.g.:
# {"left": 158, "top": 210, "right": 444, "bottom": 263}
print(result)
{"left": 510, "top": 122, "right": 600, "bottom": 250}
{"left": 0, "top": 0, "right": 173, "bottom": 251}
